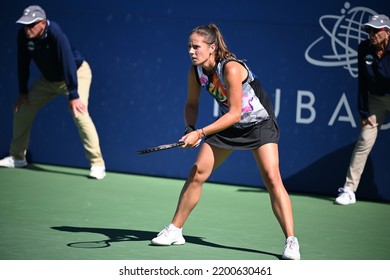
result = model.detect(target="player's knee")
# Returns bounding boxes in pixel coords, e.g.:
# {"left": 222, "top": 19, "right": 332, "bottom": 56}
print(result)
{"left": 188, "top": 164, "right": 208, "bottom": 183}
{"left": 262, "top": 171, "right": 282, "bottom": 190}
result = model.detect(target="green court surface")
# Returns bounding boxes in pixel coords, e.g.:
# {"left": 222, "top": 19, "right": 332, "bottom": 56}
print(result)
{"left": 0, "top": 164, "right": 389, "bottom": 260}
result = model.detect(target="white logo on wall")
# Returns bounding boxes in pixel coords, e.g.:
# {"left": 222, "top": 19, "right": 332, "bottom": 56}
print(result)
{"left": 304, "top": 2, "right": 377, "bottom": 78}
{"left": 213, "top": 3, "right": 389, "bottom": 130}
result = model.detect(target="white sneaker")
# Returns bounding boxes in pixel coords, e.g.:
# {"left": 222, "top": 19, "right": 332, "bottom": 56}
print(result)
{"left": 282, "top": 236, "right": 301, "bottom": 260}
{"left": 151, "top": 224, "right": 186, "bottom": 246}
{"left": 0, "top": 156, "right": 28, "bottom": 168}
{"left": 335, "top": 187, "right": 356, "bottom": 205}
{"left": 89, "top": 165, "right": 106, "bottom": 180}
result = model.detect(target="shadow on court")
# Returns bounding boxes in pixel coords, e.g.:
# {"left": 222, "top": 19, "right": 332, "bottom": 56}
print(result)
{"left": 27, "top": 164, "right": 89, "bottom": 178}
{"left": 51, "top": 226, "right": 281, "bottom": 259}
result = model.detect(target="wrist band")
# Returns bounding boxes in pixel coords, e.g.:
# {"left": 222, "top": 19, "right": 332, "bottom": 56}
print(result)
{"left": 201, "top": 128, "right": 206, "bottom": 137}
{"left": 196, "top": 128, "right": 206, "bottom": 139}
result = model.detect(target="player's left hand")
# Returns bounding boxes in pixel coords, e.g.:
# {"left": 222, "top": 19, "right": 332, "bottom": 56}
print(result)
{"left": 180, "top": 132, "right": 201, "bottom": 148}
{"left": 69, "top": 98, "right": 88, "bottom": 118}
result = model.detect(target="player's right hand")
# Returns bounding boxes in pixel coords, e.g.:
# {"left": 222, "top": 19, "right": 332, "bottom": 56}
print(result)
{"left": 361, "top": 116, "right": 378, "bottom": 127}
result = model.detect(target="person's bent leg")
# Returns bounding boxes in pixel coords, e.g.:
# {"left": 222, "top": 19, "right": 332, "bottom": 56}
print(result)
{"left": 151, "top": 143, "right": 230, "bottom": 245}
{"left": 252, "top": 143, "right": 294, "bottom": 237}
{"left": 336, "top": 95, "right": 388, "bottom": 205}
{"left": 10, "top": 77, "right": 55, "bottom": 160}
{"left": 252, "top": 143, "right": 300, "bottom": 260}
{"left": 171, "top": 143, "right": 230, "bottom": 227}
{"left": 345, "top": 123, "right": 378, "bottom": 191}
{"left": 335, "top": 125, "right": 377, "bottom": 205}
{"left": 72, "top": 61, "right": 105, "bottom": 170}
{"left": 72, "top": 115, "right": 105, "bottom": 166}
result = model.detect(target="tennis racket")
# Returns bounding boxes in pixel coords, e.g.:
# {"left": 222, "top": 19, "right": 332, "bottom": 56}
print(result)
{"left": 137, "top": 141, "right": 185, "bottom": 154}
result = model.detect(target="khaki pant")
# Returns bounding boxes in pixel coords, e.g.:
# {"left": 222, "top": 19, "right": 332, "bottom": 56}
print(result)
{"left": 345, "top": 94, "right": 390, "bottom": 191}
{"left": 10, "top": 61, "right": 105, "bottom": 167}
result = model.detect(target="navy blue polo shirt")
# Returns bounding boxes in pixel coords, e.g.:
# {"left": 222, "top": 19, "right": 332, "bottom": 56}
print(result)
{"left": 357, "top": 39, "right": 390, "bottom": 118}
{"left": 17, "top": 20, "right": 84, "bottom": 100}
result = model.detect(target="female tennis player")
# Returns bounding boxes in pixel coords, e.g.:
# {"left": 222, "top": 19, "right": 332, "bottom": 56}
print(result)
{"left": 151, "top": 23, "right": 301, "bottom": 260}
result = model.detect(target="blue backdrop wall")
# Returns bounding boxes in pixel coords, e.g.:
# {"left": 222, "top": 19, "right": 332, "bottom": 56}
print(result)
{"left": 1, "top": 1, "right": 389, "bottom": 201}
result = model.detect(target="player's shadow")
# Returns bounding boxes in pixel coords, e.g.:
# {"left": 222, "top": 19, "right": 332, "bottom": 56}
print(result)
{"left": 51, "top": 226, "right": 281, "bottom": 259}
{"left": 25, "top": 164, "right": 89, "bottom": 178}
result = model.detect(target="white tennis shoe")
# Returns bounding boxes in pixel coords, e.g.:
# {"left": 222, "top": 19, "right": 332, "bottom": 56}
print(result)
{"left": 282, "top": 236, "right": 301, "bottom": 260}
{"left": 151, "top": 224, "right": 185, "bottom": 245}
{"left": 89, "top": 165, "right": 106, "bottom": 180}
{"left": 335, "top": 187, "right": 356, "bottom": 205}
{"left": 0, "top": 156, "right": 28, "bottom": 168}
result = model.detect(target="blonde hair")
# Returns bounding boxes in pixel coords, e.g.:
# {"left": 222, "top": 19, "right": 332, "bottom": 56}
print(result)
{"left": 190, "top": 23, "right": 237, "bottom": 61}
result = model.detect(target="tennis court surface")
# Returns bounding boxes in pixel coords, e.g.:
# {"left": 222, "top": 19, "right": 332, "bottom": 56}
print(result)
{"left": 1, "top": 163, "right": 389, "bottom": 260}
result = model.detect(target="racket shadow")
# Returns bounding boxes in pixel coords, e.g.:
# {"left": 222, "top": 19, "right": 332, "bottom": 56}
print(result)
{"left": 51, "top": 226, "right": 281, "bottom": 259}
{"left": 51, "top": 226, "right": 155, "bottom": 249}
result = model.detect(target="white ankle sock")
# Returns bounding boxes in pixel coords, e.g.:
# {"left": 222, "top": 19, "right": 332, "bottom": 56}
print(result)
{"left": 168, "top": 223, "right": 181, "bottom": 231}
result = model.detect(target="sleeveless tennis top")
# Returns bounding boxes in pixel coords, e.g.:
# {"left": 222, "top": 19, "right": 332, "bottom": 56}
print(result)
{"left": 195, "top": 59, "right": 270, "bottom": 128}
